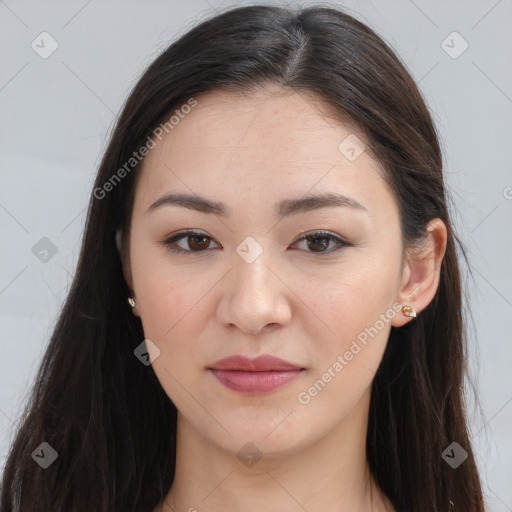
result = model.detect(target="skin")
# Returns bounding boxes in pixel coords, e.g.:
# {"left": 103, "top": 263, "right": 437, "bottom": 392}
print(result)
{"left": 120, "top": 85, "right": 447, "bottom": 512}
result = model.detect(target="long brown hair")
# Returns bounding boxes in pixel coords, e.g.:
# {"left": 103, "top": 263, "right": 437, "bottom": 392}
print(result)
{"left": 0, "top": 5, "right": 485, "bottom": 511}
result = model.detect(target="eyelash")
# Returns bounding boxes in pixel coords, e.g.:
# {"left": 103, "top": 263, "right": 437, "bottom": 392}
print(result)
{"left": 162, "top": 230, "right": 352, "bottom": 256}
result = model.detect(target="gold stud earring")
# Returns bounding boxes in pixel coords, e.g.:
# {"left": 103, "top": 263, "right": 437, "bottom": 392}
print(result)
{"left": 401, "top": 304, "right": 416, "bottom": 318}
{"left": 128, "top": 296, "right": 136, "bottom": 308}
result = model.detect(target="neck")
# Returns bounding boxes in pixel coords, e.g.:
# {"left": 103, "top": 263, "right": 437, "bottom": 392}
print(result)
{"left": 158, "top": 388, "right": 392, "bottom": 512}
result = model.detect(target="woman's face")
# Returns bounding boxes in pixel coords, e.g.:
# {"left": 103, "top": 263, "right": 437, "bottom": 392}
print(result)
{"left": 127, "top": 86, "right": 407, "bottom": 457}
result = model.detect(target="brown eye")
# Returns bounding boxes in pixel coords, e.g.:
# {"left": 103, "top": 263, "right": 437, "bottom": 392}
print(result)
{"left": 306, "top": 235, "right": 330, "bottom": 252}
{"left": 187, "top": 234, "right": 211, "bottom": 251}
{"left": 291, "top": 231, "right": 349, "bottom": 255}
{"left": 163, "top": 231, "right": 220, "bottom": 255}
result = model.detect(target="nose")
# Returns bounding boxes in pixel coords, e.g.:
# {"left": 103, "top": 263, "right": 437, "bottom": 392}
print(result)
{"left": 217, "top": 252, "right": 292, "bottom": 335}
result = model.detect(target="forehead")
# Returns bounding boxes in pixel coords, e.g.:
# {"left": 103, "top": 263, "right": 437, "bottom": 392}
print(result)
{"left": 150, "top": 86, "right": 366, "bottom": 163}
{"left": 134, "top": 86, "right": 397, "bottom": 221}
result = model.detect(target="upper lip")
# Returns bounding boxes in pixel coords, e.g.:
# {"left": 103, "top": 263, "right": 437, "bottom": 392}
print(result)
{"left": 208, "top": 355, "right": 304, "bottom": 372}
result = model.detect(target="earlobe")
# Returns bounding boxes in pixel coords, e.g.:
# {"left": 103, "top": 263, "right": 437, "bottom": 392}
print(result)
{"left": 127, "top": 291, "right": 140, "bottom": 317}
{"left": 391, "top": 218, "right": 448, "bottom": 328}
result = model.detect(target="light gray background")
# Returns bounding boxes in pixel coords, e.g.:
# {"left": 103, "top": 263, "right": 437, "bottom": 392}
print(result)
{"left": 1, "top": 0, "right": 511, "bottom": 510}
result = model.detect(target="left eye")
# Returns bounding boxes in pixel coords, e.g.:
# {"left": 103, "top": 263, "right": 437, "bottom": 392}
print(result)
{"left": 292, "top": 231, "right": 349, "bottom": 254}
{"left": 163, "top": 230, "right": 350, "bottom": 256}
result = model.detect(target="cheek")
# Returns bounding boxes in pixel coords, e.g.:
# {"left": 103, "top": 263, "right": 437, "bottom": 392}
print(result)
{"left": 129, "top": 241, "right": 188, "bottom": 340}
{"left": 313, "top": 259, "right": 394, "bottom": 330}
{"left": 303, "top": 258, "right": 397, "bottom": 380}
{"left": 131, "top": 257, "right": 205, "bottom": 401}
{"left": 130, "top": 243, "right": 221, "bottom": 365}
{"left": 298, "top": 284, "right": 393, "bottom": 418}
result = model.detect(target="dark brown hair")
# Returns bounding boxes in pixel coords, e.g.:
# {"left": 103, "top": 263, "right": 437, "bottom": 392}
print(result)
{"left": 0, "top": 4, "right": 485, "bottom": 511}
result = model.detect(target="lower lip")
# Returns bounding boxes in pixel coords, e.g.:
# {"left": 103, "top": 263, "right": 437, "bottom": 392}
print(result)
{"left": 209, "top": 369, "right": 304, "bottom": 394}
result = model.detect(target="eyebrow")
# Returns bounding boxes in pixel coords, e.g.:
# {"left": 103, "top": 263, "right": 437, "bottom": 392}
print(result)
{"left": 146, "top": 191, "right": 368, "bottom": 217}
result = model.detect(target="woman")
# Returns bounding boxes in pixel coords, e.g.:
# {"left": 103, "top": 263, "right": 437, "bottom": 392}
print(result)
{"left": 0, "top": 4, "right": 485, "bottom": 511}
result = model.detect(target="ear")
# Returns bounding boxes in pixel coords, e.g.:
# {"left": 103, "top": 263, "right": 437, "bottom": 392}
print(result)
{"left": 391, "top": 218, "right": 448, "bottom": 327}
{"left": 116, "top": 228, "right": 140, "bottom": 317}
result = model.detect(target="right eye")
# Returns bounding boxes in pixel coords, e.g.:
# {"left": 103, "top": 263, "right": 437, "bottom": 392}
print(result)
{"left": 163, "top": 230, "right": 221, "bottom": 255}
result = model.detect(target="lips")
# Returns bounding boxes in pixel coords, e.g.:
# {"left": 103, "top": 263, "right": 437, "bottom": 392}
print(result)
{"left": 207, "top": 355, "right": 305, "bottom": 394}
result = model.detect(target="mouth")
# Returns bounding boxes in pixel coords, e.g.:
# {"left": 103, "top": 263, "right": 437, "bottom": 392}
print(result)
{"left": 207, "top": 354, "right": 306, "bottom": 394}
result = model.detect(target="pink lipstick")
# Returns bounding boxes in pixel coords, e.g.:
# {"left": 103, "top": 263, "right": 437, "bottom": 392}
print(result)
{"left": 208, "top": 355, "right": 305, "bottom": 394}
